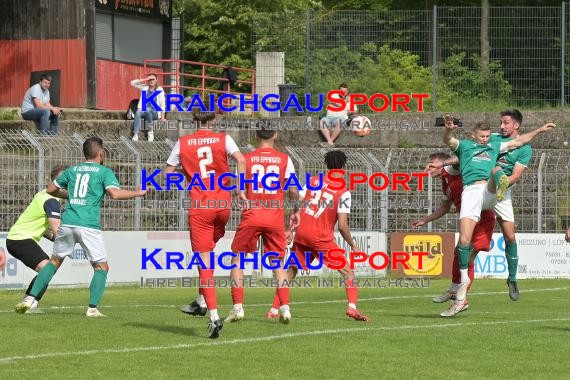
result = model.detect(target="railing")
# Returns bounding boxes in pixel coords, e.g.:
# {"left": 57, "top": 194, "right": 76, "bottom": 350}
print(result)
{"left": 143, "top": 59, "right": 255, "bottom": 111}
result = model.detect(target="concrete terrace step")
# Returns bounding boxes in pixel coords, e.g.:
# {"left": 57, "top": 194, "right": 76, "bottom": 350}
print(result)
{"left": 1, "top": 107, "right": 200, "bottom": 121}
{"left": 0, "top": 119, "right": 178, "bottom": 140}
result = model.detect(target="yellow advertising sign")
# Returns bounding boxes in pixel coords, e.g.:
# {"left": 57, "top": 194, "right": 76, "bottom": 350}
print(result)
{"left": 403, "top": 234, "right": 443, "bottom": 276}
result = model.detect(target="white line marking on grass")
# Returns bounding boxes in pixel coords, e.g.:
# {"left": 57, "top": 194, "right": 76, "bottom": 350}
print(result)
{"left": 1, "top": 286, "right": 569, "bottom": 313}
{"left": 1, "top": 317, "right": 569, "bottom": 364}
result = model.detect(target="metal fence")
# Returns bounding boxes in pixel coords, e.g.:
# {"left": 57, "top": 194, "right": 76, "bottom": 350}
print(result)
{"left": 1, "top": 130, "right": 568, "bottom": 234}
{"left": 253, "top": 5, "right": 570, "bottom": 110}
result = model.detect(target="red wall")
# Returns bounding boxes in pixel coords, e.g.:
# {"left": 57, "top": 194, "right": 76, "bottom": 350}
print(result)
{"left": 96, "top": 60, "right": 148, "bottom": 110}
{"left": 0, "top": 39, "right": 87, "bottom": 108}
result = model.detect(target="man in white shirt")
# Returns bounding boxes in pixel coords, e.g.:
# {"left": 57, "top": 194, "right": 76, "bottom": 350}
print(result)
{"left": 130, "top": 74, "right": 166, "bottom": 142}
{"left": 319, "top": 83, "right": 357, "bottom": 147}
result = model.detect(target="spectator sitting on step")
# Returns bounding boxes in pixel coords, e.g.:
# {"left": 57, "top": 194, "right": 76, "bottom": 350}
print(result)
{"left": 130, "top": 74, "right": 166, "bottom": 142}
{"left": 21, "top": 74, "right": 61, "bottom": 135}
{"left": 319, "top": 83, "right": 357, "bottom": 147}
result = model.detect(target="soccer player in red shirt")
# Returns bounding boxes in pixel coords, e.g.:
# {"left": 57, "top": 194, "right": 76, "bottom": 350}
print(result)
{"left": 164, "top": 106, "right": 247, "bottom": 338}
{"left": 410, "top": 152, "right": 495, "bottom": 317}
{"left": 225, "top": 127, "right": 300, "bottom": 324}
{"left": 267, "top": 150, "right": 369, "bottom": 322}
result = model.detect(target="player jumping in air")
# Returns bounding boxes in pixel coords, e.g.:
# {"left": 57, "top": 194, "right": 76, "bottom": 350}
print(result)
{"left": 16, "top": 137, "right": 147, "bottom": 316}
{"left": 434, "top": 110, "right": 532, "bottom": 300}
{"left": 442, "top": 115, "right": 555, "bottom": 316}
{"left": 164, "top": 105, "right": 247, "bottom": 339}
{"left": 7, "top": 165, "right": 67, "bottom": 312}
{"left": 411, "top": 153, "right": 495, "bottom": 316}
{"left": 225, "top": 126, "right": 300, "bottom": 324}
{"left": 266, "top": 150, "right": 369, "bottom": 322}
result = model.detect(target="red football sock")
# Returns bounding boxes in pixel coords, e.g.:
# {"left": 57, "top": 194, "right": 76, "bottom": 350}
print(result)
{"left": 277, "top": 287, "right": 290, "bottom": 306}
{"left": 467, "top": 263, "right": 475, "bottom": 291}
{"left": 452, "top": 249, "right": 460, "bottom": 284}
{"left": 197, "top": 268, "right": 203, "bottom": 295}
{"left": 199, "top": 269, "right": 217, "bottom": 310}
{"left": 271, "top": 290, "right": 280, "bottom": 309}
{"left": 231, "top": 286, "right": 244, "bottom": 305}
{"left": 344, "top": 277, "right": 358, "bottom": 305}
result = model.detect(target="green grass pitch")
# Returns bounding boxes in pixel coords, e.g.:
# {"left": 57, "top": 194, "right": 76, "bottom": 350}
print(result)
{"left": 1, "top": 279, "right": 569, "bottom": 379}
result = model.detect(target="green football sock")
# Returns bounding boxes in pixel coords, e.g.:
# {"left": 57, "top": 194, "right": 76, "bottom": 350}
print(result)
{"left": 494, "top": 170, "right": 506, "bottom": 189}
{"left": 29, "top": 262, "right": 57, "bottom": 298}
{"left": 457, "top": 245, "right": 472, "bottom": 270}
{"left": 505, "top": 242, "right": 518, "bottom": 282}
{"left": 89, "top": 269, "right": 108, "bottom": 307}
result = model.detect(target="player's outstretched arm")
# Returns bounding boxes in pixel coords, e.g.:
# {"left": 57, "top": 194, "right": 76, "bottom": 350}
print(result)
{"left": 338, "top": 213, "right": 360, "bottom": 252}
{"left": 505, "top": 123, "right": 556, "bottom": 151}
{"left": 46, "top": 182, "right": 68, "bottom": 199}
{"left": 106, "top": 186, "right": 147, "bottom": 200}
{"left": 410, "top": 200, "right": 452, "bottom": 230}
{"left": 442, "top": 115, "right": 459, "bottom": 151}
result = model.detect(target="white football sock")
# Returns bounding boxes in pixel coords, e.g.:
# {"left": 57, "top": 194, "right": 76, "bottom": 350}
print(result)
{"left": 348, "top": 303, "right": 357, "bottom": 310}
{"left": 209, "top": 309, "right": 219, "bottom": 321}
{"left": 270, "top": 308, "right": 279, "bottom": 315}
{"left": 233, "top": 303, "right": 243, "bottom": 311}
{"left": 450, "top": 283, "right": 460, "bottom": 292}
{"left": 460, "top": 268, "right": 470, "bottom": 283}
{"left": 196, "top": 294, "right": 206, "bottom": 308}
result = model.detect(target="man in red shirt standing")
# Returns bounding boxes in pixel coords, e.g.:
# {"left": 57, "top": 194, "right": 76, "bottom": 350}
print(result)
{"left": 269, "top": 150, "right": 369, "bottom": 321}
{"left": 226, "top": 127, "right": 300, "bottom": 324}
{"left": 164, "top": 106, "right": 246, "bottom": 338}
{"left": 410, "top": 152, "right": 495, "bottom": 317}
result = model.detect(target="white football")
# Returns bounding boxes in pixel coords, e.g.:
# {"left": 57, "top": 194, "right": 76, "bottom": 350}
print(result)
{"left": 351, "top": 116, "right": 372, "bottom": 136}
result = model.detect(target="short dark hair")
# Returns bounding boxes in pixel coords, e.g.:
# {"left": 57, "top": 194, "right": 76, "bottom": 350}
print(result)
{"left": 50, "top": 165, "right": 68, "bottom": 180}
{"left": 192, "top": 98, "right": 216, "bottom": 122}
{"left": 500, "top": 109, "right": 523, "bottom": 125}
{"left": 83, "top": 137, "right": 104, "bottom": 159}
{"left": 429, "top": 152, "right": 451, "bottom": 162}
{"left": 339, "top": 83, "right": 348, "bottom": 90}
{"left": 40, "top": 74, "right": 52, "bottom": 82}
{"left": 324, "top": 150, "right": 347, "bottom": 170}
{"left": 474, "top": 122, "right": 491, "bottom": 132}
{"left": 256, "top": 124, "right": 276, "bottom": 140}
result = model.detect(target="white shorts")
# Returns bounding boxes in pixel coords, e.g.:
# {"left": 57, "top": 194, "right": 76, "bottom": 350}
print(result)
{"left": 482, "top": 188, "right": 515, "bottom": 222}
{"left": 53, "top": 225, "right": 108, "bottom": 263}
{"left": 459, "top": 183, "right": 496, "bottom": 222}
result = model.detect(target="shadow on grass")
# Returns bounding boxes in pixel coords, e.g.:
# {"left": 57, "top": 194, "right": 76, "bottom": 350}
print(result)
{"left": 542, "top": 326, "right": 570, "bottom": 333}
{"left": 124, "top": 322, "right": 199, "bottom": 337}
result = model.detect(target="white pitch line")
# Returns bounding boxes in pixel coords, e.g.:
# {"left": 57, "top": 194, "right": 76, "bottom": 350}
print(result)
{"left": 1, "top": 286, "right": 569, "bottom": 313}
{"left": 1, "top": 317, "right": 569, "bottom": 364}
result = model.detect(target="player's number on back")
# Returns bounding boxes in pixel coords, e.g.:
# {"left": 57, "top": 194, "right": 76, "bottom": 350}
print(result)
{"left": 305, "top": 190, "right": 334, "bottom": 219}
{"left": 73, "top": 173, "right": 90, "bottom": 198}
{"left": 251, "top": 164, "right": 280, "bottom": 194}
{"left": 197, "top": 146, "right": 214, "bottom": 179}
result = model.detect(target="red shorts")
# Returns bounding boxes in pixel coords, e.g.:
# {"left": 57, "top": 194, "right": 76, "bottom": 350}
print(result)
{"left": 231, "top": 224, "right": 287, "bottom": 258}
{"left": 471, "top": 211, "right": 495, "bottom": 252}
{"left": 290, "top": 241, "right": 342, "bottom": 270}
{"left": 189, "top": 210, "right": 230, "bottom": 252}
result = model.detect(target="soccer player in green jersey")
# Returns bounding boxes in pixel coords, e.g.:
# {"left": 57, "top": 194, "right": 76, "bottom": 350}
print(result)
{"left": 441, "top": 115, "right": 555, "bottom": 317}
{"left": 7, "top": 165, "right": 67, "bottom": 312}
{"left": 16, "top": 137, "right": 147, "bottom": 317}
{"left": 437, "top": 110, "right": 533, "bottom": 301}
